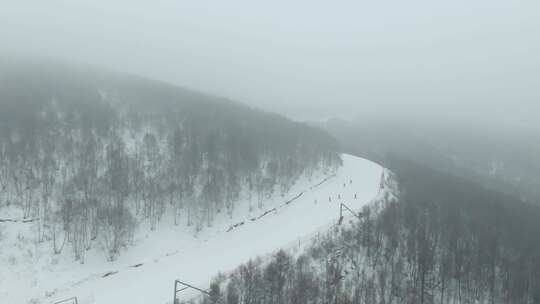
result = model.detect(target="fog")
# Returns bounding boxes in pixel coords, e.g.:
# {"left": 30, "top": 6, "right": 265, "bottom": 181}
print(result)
{"left": 1, "top": 0, "right": 539, "bottom": 123}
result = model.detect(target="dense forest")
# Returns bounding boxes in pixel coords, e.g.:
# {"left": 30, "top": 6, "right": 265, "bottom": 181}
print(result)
{"left": 193, "top": 158, "right": 540, "bottom": 304}
{"left": 0, "top": 62, "right": 341, "bottom": 262}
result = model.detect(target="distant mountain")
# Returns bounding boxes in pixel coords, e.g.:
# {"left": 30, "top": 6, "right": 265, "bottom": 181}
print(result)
{"left": 0, "top": 59, "right": 341, "bottom": 261}
{"left": 319, "top": 117, "right": 540, "bottom": 205}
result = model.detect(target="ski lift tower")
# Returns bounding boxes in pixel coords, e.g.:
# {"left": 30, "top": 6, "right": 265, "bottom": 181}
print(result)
{"left": 173, "top": 279, "right": 211, "bottom": 304}
{"left": 338, "top": 203, "right": 363, "bottom": 225}
{"left": 54, "top": 297, "right": 78, "bottom": 304}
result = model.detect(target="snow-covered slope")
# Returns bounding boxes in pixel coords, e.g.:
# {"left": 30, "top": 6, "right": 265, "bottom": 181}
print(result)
{"left": 1, "top": 154, "right": 384, "bottom": 304}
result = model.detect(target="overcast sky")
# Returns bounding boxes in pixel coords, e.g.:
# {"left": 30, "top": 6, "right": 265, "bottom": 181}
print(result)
{"left": 1, "top": 0, "right": 539, "bottom": 122}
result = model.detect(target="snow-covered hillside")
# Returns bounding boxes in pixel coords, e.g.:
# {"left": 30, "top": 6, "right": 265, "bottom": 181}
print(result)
{"left": 1, "top": 154, "right": 384, "bottom": 304}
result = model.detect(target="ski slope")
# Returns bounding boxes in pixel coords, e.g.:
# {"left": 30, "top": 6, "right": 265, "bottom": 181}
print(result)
{"left": 0, "top": 154, "right": 384, "bottom": 304}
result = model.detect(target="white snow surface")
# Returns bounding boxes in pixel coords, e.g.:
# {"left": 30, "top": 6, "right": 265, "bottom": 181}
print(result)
{"left": 0, "top": 154, "right": 384, "bottom": 304}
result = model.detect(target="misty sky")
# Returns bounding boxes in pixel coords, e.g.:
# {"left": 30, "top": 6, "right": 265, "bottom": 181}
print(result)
{"left": 1, "top": 0, "right": 539, "bottom": 122}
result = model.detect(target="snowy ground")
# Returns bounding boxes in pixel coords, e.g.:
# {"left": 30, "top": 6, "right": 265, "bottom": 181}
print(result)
{"left": 0, "top": 154, "right": 384, "bottom": 304}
